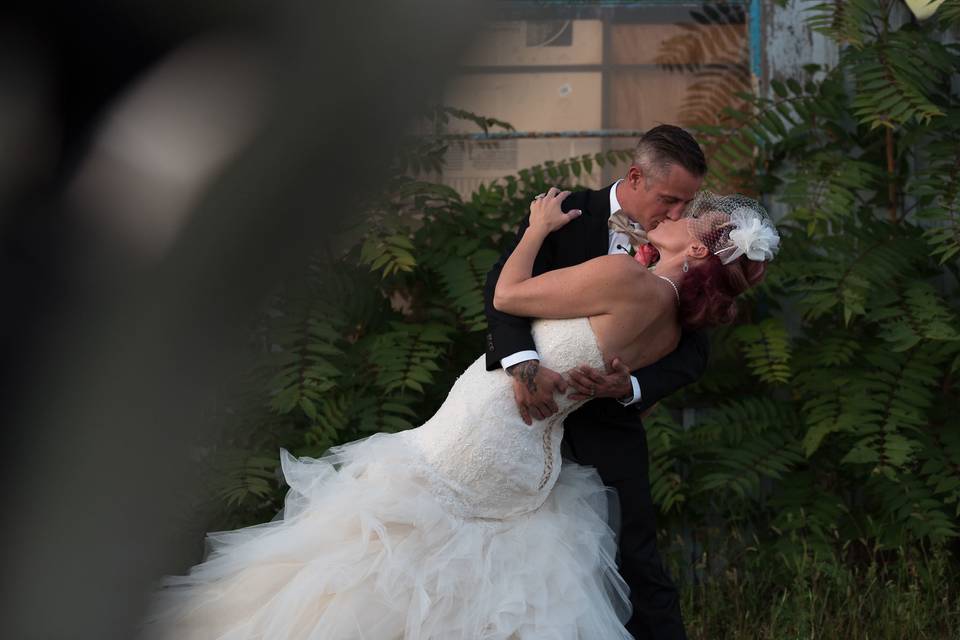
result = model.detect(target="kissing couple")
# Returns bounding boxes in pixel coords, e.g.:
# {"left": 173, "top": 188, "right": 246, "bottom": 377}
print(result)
{"left": 144, "top": 125, "right": 780, "bottom": 639}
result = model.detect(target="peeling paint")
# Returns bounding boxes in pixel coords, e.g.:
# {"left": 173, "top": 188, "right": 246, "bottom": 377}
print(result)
{"left": 764, "top": 0, "right": 839, "bottom": 93}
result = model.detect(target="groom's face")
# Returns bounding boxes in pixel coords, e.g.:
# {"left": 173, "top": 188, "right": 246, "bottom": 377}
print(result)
{"left": 621, "top": 164, "right": 701, "bottom": 231}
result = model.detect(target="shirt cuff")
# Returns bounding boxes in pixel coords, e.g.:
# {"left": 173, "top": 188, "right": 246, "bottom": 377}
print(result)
{"left": 618, "top": 375, "right": 642, "bottom": 406}
{"left": 501, "top": 350, "right": 541, "bottom": 370}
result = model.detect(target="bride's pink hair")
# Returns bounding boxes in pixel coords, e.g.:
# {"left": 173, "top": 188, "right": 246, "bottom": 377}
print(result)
{"left": 678, "top": 254, "right": 766, "bottom": 329}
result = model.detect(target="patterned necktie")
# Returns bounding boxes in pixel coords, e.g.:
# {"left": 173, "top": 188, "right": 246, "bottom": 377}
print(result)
{"left": 608, "top": 210, "right": 648, "bottom": 246}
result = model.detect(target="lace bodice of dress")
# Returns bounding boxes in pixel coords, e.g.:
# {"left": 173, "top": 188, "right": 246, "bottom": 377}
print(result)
{"left": 405, "top": 317, "right": 605, "bottom": 520}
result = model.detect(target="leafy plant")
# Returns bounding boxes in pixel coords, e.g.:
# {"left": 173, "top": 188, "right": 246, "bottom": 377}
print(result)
{"left": 649, "top": 0, "right": 960, "bottom": 567}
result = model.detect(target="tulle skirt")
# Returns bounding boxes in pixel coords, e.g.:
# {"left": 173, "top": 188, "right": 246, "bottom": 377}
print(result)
{"left": 142, "top": 432, "right": 632, "bottom": 639}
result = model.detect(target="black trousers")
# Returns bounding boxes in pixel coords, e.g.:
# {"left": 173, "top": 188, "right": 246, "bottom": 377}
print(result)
{"left": 562, "top": 400, "right": 687, "bottom": 640}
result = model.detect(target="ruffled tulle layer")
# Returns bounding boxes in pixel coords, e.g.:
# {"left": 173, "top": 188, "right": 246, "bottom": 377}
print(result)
{"left": 142, "top": 432, "right": 631, "bottom": 639}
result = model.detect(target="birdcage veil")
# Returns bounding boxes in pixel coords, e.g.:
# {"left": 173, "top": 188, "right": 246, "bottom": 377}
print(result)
{"left": 684, "top": 192, "right": 780, "bottom": 265}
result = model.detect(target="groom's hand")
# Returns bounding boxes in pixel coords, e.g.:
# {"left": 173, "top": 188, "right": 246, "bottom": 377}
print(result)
{"left": 567, "top": 357, "right": 632, "bottom": 401}
{"left": 506, "top": 360, "right": 567, "bottom": 425}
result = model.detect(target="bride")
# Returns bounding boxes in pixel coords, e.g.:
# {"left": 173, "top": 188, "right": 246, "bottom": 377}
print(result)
{"left": 142, "top": 188, "right": 779, "bottom": 639}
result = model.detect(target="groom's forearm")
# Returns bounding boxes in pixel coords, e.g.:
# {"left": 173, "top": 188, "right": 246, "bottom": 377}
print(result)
{"left": 501, "top": 350, "right": 541, "bottom": 370}
{"left": 506, "top": 360, "right": 540, "bottom": 388}
{"left": 483, "top": 267, "right": 538, "bottom": 370}
{"left": 631, "top": 330, "right": 710, "bottom": 414}
{"left": 482, "top": 214, "right": 556, "bottom": 371}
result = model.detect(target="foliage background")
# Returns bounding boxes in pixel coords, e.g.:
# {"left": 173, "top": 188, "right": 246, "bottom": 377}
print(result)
{"left": 197, "top": 1, "right": 960, "bottom": 636}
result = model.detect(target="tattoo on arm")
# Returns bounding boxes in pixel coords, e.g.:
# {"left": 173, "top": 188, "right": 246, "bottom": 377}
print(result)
{"left": 507, "top": 361, "right": 539, "bottom": 393}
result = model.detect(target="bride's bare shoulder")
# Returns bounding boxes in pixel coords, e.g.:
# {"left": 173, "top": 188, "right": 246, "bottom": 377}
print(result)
{"left": 631, "top": 267, "right": 678, "bottom": 307}
{"left": 581, "top": 255, "right": 674, "bottom": 308}
{"left": 585, "top": 254, "right": 647, "bottom": 280}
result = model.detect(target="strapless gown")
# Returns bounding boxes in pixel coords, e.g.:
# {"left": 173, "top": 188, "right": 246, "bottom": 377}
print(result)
{"left": 142, "top": 318, "right": 632, "bottom": 639}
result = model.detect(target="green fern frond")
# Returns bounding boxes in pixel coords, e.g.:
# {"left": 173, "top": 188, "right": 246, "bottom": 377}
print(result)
{"left": 394, "top": 138, "right": 449, "bottom": 176}
{"left": 866, "top": 474, "right": 959, "bottom": 542}
{"left": 437, "top": 248, "right": 500, "bottom": 332}
{"left": 268, "top": 302, "right": 345, "bottom": 423}
{"left": 369, "top": 322, "right": 452, "bottom": 394}
{"left": 800, "top": 387, "right": 868, "bottom": 457}
{"left": 432, "top": 105, "right": 515, "bottom": 135}
{"left": 840, "top": 433, "right": 923, "bottom": 474}
{"left": 734, "top": 318, "right": 792, "bottom": 385}
{"left": 937, "top": 0, "right": 960, "bottom": 26}
{"left": 645, "top": 408, "right": 688, "bottom": 513}
{"left": 911, "top": 113, "right": 960, "bottom": 264}
{"left": 301, "top": 392, "right": 356, "bottom": 454}
{"left": 783, "top": 227, "right": 923, "bottom": 324}
{"left": 806, "top": 0, "right": 879, "bottom": 49}
{"left": 797, "top": 332, "right": 861, "bottom": 368}
{"left": 918, "top": 428, "right": 960, "bottom": 517}
{"left": 799, "top": 335, "right": 947, "bottom": 473}
{"left": 689, "top": 397, "right": 804, "bottom": 497}
{"left": 770, "top": 470, "right": 848, "bottom": 542}
{"left": 360, "top": 233, "right": 417, "bottom": 278}
{"left": 354, "top": 395, "right": 420, "bottom": 434}
{"left": 810, "top": 341, "right": 945, "bottom": 475}
{"left": 514, "top": 150, "right": 633, "bottom": 193}
{"left": 695, "top": 429, "right": 805, "bottom": 498}
{"left": 875, "top": 281, "right": 960, "bottom": 351}
{"left": 846, "top": 32, "right": 954, "bottom": 129}
{"left": 211, "top": 451, "right": 281, "bottom": 508}
{"left": 779, "top": 155, "right": 883, "bottom": 234}
{"left": 692, "top": 77, "right": 840, "bottom": 191}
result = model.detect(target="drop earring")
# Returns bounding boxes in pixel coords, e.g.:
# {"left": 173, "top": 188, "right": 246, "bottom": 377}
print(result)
{"left": 682, "top": 257, "right": 689, "bottom": 273}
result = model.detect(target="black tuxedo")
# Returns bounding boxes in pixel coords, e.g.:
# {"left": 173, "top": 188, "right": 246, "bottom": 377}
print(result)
{"left": 483, "top": 185, "right": 708, "bottom": 640}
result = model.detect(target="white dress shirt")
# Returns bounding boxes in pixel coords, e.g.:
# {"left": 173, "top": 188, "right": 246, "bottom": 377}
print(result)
{"left": 500, "top": 180, "right": 642, "bottom": 406}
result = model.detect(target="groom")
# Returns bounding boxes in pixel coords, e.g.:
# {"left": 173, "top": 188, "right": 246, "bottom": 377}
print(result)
{"left": 483, "top": 125, "right": 708, "bottom": 639}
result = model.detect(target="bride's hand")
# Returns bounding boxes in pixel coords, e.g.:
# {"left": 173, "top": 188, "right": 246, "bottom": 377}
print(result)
{"left": 529, "top": 187, "right": 581, "bottom": 236}
{"left": 566, "top": 357, "right": 632, "bottom": 401}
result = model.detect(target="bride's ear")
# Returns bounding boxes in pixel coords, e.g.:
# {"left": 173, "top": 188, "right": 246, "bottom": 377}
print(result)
{"left": 687, "top": 243, "right": 709, "bottom": 260}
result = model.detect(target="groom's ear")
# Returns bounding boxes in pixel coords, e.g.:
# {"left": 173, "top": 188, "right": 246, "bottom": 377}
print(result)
{"left": 626, "top": 165, "right": 644, "bottom": 189}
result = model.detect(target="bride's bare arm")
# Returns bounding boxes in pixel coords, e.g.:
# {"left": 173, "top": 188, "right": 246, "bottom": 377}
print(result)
{"left": 495, "top": 254, "right": 639, "bottom": 319}
{"left": 494, "top": 187, "right": 640, "bottom": 319}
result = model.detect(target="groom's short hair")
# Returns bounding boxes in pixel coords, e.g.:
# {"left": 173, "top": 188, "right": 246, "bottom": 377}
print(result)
{"left": 634, "top": 124, "right": 707, "bottom": 184}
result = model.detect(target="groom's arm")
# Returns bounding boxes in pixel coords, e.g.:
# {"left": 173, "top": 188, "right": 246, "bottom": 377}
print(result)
{"left": 483, "top": 193, "right": 584, "bottom": 371}
{"left": 482, "top": 215, "right": 550, "bottom": 369}
{"left": 567, "top": 329, "right": 709, "bottom": 410}
{"left": 483, "top": 191, "right": 590, "bottom": 423}
{"left": 630, "top": 329, "right": 710, "bottom": 414}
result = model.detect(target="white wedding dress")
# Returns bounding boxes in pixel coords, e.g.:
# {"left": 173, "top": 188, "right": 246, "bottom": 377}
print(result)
{"left": 143, "top": 318, "right": 632, "bottom": 639}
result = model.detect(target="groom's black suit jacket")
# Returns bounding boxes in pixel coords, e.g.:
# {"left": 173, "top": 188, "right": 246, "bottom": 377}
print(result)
{"left": 483, "top": 184, "right": 706, "bottom": 638}
{"left": 482, "top": 185, "right": 709, "bottom": 418}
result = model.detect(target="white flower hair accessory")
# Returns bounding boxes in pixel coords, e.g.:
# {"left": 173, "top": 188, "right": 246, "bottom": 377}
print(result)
{"left": 720, "top": 205, "right": 780, "bottom": 264}
{"left": 685, "top": 192, "right": 780, "bottom": 265}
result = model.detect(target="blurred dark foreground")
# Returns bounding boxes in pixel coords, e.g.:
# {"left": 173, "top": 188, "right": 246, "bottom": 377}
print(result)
{"left": 0, "top": 2, "right": 483, "bottom": 638}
